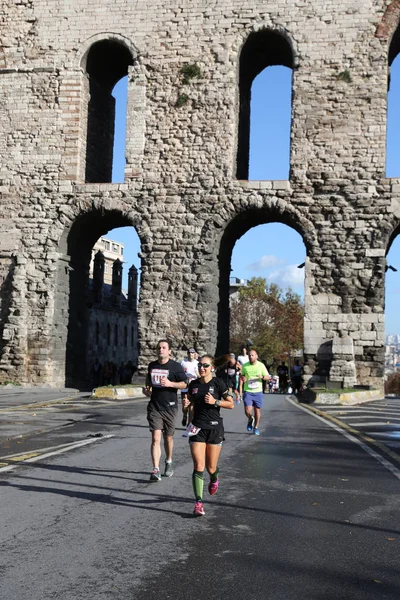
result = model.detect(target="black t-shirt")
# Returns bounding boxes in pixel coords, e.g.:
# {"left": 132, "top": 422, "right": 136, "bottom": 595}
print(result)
{"left": 147, "top": 359, "right": 186, "bottom": 412}
{"left": 277, "top": 365, "right": 289, "bottom": 377}
{"left": 216, "top": 362, "right": 240, "bottom": 389}
{"left": 188, "top": 377, "right": 230, "bottom": 430}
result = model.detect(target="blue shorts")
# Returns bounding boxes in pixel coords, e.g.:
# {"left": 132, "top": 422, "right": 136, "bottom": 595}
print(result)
{"left": 243, "top": 392, "right": 264, "bottom": 409}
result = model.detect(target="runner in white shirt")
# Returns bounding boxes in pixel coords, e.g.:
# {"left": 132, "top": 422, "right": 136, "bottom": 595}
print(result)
{"left": 237, "top": 345, "right": 249, "bottom": 367}
{"left": 181, "top": 348, "right": 199, "bottom": 426}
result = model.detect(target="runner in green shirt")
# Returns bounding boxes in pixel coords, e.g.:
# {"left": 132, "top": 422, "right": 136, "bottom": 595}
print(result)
{"left": 240, "top": 349, "right": 270, "bottom": 435}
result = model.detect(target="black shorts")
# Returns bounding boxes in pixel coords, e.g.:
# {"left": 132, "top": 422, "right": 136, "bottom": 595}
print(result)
{"left": 189, "top": 424, "right": 225, "bottom": 445}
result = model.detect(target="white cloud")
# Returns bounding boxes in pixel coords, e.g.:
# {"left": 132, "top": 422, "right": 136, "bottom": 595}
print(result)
{"left": 247, "top": 255, "right": 285, "bottom": 271}
{"left": 268, "top": 264, "right": 305, "bottom": 289}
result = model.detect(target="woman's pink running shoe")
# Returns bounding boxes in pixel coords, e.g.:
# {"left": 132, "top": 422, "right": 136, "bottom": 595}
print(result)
{"left": 208, "top": 478, "right": 219, "bottom": 495}
{"left": 193, "top": 501, "right": 205, "bottom": 516}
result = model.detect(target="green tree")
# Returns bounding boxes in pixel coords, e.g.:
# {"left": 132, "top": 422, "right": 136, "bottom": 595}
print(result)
{"left": 230, "top": 277, "right": 304, "bottom": 368}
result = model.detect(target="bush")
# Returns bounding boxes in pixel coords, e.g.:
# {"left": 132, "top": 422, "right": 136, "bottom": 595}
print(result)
{"left": 385, "top": 371, "right": 400, "bottom": 395}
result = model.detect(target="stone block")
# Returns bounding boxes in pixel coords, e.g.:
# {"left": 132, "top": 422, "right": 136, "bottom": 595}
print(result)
{"left": 365, "top": 248, "right": 385, "bottom": 257}
{"left": 272, "top": 180, "right": 291, "bottom": 191}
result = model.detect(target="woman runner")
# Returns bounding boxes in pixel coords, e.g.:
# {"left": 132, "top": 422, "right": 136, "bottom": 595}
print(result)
{"left": 183, "top": 355, "right": 234, "bottom": 516}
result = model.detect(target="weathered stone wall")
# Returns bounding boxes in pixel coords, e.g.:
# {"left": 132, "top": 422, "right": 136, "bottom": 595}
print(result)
{"left": 0, "top": 0, "right": 399, "bottom": 388}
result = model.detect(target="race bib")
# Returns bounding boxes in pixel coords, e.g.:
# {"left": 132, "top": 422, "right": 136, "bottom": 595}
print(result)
{"left": 182, "top": 423, "right": 201, "bottom": 438}
{"left": 151, "top": 368, "right": 169, "bottom": 387}
{"left": 248, "top": 380, "right": 259, "bottom": 390}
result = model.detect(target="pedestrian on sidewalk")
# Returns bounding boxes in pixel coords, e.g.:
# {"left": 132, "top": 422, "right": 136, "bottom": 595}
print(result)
{"left": 277, "top": 361, "right": 289, "bottom": 393}
{"left": 291, "top": 359, "right": 304, "bottom": 394}
{"left": 183, "top": 354, "right": 234, "bottom": 516}
{"left": 240, "top": 348, "right": 270, "bottom": 435}
{"left": 142, "top": 339, "right": 187, "bottom": 481}
{"left": 90, "top": 358, "right": 102, "bottom": 388}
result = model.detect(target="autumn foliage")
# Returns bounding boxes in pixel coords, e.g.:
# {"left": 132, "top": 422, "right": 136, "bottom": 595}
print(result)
{"left": 230, "top": 277, "right": 304, "bottom": 367}
{"left": 385, "top": 370, "right": 400, "bottom": 395}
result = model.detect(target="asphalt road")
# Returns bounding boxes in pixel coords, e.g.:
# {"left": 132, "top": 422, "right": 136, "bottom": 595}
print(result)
{"left": 1, "top": 394, "right": 399, "bottom": 600}
{"left": 313, "top": 397, "right": 400, "bottom": 452}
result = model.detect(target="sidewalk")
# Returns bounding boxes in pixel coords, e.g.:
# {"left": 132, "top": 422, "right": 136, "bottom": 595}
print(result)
{"left": 0, "top": 387, "right": 86, "bottom": 411}
{"left": 0, "top": 386, "right": 146, "bottom": 456}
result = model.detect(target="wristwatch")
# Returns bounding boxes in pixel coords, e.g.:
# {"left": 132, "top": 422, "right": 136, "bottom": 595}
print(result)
{"left": 214, "top": 398, "right": 220, "bottom": 408}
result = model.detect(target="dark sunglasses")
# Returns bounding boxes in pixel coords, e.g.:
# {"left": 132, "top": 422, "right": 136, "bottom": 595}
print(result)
{"left": 198, "top": 363, "right": 211, "bottom": 369}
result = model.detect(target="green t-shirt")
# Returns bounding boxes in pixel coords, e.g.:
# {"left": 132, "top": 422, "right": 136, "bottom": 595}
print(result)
{"left": 242, "top": 361, "right": 269, "bottom": 394}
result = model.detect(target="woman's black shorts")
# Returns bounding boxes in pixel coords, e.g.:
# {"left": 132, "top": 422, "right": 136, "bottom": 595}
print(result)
{"left": 189, "top": 424, "right": 225, "bottom": 445}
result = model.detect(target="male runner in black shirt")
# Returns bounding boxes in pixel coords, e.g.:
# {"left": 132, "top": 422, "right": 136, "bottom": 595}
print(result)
{"left": 143, "top": 339, "right": 186, "bottom": 481}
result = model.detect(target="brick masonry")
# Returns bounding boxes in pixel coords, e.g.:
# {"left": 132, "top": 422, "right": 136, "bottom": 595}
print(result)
{"left": 0, "top": 1, "right": 399, "bottom": 388}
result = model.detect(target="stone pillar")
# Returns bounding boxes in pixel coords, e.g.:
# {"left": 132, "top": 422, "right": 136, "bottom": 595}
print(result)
{"left": 93, "top": 250, "right": 105, "bottom": 304}
{"left": 330, "top": 336, "right": 357, "bottom": 388}
{"left": 128, "top": 264, "right": 138, "bottom": 311}
{"left": 112, "top": 259, "right": 123, "bottom": 308}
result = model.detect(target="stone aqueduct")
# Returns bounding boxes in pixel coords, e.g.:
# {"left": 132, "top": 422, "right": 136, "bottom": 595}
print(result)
{"left": 1, "top": 1, "right": 400, "bottom": 389}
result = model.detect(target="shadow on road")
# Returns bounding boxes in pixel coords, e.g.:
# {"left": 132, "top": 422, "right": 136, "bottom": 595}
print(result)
{"left": 1, "top": 467, "right": 399, "bottom": 534}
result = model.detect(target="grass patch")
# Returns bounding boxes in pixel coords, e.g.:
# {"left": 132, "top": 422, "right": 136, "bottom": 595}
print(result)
{"left": 313, "top": 387, "right": 376, "bottom": 394}
{"left": 180, "top": 63, "right": 202, "bottom": 84}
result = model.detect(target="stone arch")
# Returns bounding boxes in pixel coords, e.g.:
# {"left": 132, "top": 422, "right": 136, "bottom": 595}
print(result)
{"left": 216, "top": 205, "right": 313, "bottom": 355}
{"left": 385, "top": 215, "right": 400, "bottom": 255}
{"left": 79, "top": 34, "right": 145, "bottom": 182}
{"left": 79, "top": 33, "right": 139, "bottom": 71}
{"left": 236, "top": 27, "right": 295, "bottom": 180}
{"left": 53, "top": 206, "right": 145, "bottom": 388}
{"left": 81, "top": 37, "right": 134, "bottom": 183}
{"left": 376, "top": 2, "right": 400, "bottom": 44}
{"left": 384, "top": 219, "right": 400, "bottom": 372}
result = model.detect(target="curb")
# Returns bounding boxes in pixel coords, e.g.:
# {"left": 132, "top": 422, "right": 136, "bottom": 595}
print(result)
{"left": 91, "top": 386, "right": 145, "bottom": 400}
{"left": 303, "top": 389, "right": 383, "bottom": 406}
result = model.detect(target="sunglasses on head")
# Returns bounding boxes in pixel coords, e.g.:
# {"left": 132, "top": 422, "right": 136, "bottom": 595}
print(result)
{"left": 198, "top": 363, "right": 211, "bottom": 369}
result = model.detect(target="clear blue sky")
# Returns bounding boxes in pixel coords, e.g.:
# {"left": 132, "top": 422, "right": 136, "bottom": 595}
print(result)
{"left": 107, "top": 62, "right": 400, "bottom": 336}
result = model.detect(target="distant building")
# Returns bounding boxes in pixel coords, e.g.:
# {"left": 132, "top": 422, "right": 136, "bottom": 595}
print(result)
{"left": 384, "top": 335, "right": 400, "bottom": 379}
{"left": 90, "top": 237, "right": 124, "bottom": 285}
{"left": 87, "top": 238, "right": 139, "bottom": 382}
{"left": 229, "top": 277, "right": 247, "bottom": 302}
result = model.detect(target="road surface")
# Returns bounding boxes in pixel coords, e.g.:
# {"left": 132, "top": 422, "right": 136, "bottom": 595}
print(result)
{"left": 1, "top": 394, "right": 399, "bottom": 599}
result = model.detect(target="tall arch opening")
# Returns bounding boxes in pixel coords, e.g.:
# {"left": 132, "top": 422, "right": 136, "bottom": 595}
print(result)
{"left": 237, "top": 30, "right": 293, "bottom": 180}
{"left": 84, "top": 40, "right": 133, "bottom": 183}
{"left": 53, "top": 211, "right": 141, "bottom": 389}
{"left": 112, "top": 76, "right": 128, "bottom": 182}
{"left": 217, "top": 210, "right": 307, "bottom": 366}
{"left": 386, "top": 23, "right": 400, "bottom": 176}
{"left": 385, "top": 229, "right": 400, "bottom": 389}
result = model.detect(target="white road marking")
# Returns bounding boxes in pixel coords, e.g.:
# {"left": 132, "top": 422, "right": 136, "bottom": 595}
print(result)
{"left": 287, "top": 398, "right": 400, "bottom": 482}
{"left": 0, "top": 435, "right": 114, "bottom": 474}
{"left": 340, "top": 421, "right": 400, "bottom": 427}
{"left": 323, "top": 409, "right": 400, "bottom": 416}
